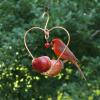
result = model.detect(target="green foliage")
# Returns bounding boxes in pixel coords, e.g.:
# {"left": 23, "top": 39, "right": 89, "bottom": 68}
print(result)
{"left": 0, "top": 0, "right": 100, "bottom": 100}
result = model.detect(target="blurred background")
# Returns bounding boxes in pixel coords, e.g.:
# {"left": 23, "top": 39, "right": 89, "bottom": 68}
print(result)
{"left": 0, "top": 0, "right": 100, "bottom": 100}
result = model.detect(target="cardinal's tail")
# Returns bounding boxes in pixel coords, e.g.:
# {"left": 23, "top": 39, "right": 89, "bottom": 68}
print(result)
{"left": 74, "top": 62, "right": 86, "bottom": 80}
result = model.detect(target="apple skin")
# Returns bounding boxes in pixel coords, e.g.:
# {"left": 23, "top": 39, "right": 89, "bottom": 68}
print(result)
{"left": 44, "top": 42, "right": 50, "bottom": 48}
{"left": 45, "top": 59, "right": 63, "bottom": 76}
{"left": 32, "top": 56, "right": 51, "bottom": 73}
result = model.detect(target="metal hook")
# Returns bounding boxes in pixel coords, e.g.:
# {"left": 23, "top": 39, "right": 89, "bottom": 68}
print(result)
{"left": 44, "top": 29, "right": 50, "bottom": 42}
{"left": 42, "top": 12, "right": 50, "bottom": 30}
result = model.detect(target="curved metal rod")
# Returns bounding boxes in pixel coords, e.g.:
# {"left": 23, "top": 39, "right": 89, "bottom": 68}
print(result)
{"left": 43, "top": 26, "right": 71, "bottom": 75}
{"left": 24, "top": 27, "right": 45, "bottom": 60}
{"left": 42, "top": 12, "right": 50, "bottom": 30}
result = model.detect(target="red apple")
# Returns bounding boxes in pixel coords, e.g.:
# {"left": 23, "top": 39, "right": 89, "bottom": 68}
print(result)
{"left": 32, "top": 56, "right": 51, "bottom": 73}
{"left": 45, "top": 59, "right": 63, "bottom": 76}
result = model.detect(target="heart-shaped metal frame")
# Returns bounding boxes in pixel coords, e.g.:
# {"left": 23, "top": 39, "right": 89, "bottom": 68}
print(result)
{"left": 24, "top": 12, "right": 71, "bottom": 75}
{"left": 24, "top": 26, "right": 70, "bottom": 59}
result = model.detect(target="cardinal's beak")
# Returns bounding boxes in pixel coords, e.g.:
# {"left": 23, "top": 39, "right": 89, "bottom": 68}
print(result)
{"left": 50, "top": 41, "right": 53, "bottom": 46}
{"left": 52, "top": 47, "right": 54, "bottom": 50}
{"left": 50, "top": 42, "right": 54, "bottom": 50}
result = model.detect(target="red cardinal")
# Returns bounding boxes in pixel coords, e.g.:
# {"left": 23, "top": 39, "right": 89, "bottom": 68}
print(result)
{"left": 50, "top": 38, "right": 86, "bottom": 80}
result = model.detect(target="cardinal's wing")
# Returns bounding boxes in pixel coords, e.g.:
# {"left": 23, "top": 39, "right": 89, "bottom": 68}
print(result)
{"left": 57, "top": 42, "right": 78, "bottom": 62}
